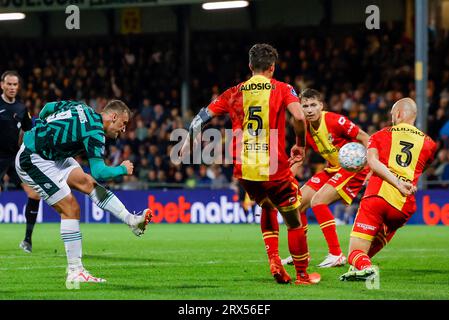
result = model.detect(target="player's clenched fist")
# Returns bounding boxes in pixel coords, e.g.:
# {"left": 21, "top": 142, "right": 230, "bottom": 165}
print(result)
{"left": 121, "top": 160, "right": 134, "bottom": 175}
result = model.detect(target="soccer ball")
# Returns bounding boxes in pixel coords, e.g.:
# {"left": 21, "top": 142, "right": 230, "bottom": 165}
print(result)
{"left": 338, "top": 142, "right": 367, "bottom": 172}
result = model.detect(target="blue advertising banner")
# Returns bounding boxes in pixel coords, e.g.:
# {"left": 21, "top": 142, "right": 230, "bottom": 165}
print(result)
{"left": 1, "top": 189, "right": 448, "bottom": 225}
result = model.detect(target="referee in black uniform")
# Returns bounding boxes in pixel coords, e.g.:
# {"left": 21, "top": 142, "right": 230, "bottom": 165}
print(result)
{"left": 0, "top": 70, "right": 41, "bottom": 253}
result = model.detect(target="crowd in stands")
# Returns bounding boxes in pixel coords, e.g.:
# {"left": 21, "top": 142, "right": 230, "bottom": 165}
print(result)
{"left": 1, "top": 25, "right": 449, "bottom": 191}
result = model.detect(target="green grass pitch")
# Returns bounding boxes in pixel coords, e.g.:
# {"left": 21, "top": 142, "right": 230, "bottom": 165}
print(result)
{"left": 0, "top": 223, "right": 448, "bottom": 300}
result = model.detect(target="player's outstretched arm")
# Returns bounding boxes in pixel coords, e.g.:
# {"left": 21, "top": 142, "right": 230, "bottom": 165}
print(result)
{"left": 367, "top": 148, "right": 415, "bottom": 196}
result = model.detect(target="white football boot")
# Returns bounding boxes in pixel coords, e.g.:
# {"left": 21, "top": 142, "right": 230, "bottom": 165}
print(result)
{"left": 66, "top": 268, "right": 106, "bottom": 288}
{"left": 128, "top": 209, "right": 153, "bottom": 237}
{"left": 317, "top": 253, "right": 347, "bottom": 268}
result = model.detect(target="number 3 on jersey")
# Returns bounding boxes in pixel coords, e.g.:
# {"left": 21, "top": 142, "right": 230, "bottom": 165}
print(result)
{"left": 396, "top": 141, "right": 414, "bottom": 167}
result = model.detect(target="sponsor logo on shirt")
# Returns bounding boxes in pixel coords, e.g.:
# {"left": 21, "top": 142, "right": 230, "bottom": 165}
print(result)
{"left": 244, "top": 142, "right": 268, "bottom": 152}
{"left": 320, "top": 147, "right": 338, "bottom": 155}
{"left": 389, "top": 126, "right": 425, "bottom": 136}
{"left": 46, "top": 110, "right": 72, "bottom": 123}
{"left": 240, "top": 83, "right": 275, "bottom": 91}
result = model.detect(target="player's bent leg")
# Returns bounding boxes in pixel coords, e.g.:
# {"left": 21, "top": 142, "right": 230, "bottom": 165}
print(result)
{"left": 67, "top": 168, "right": 152, "bottom": 237}
{"left": 342, "top": 196, "right": 386, "bottom": 280}
{"left": 368, "top": 202, "right": 406, "bottom": 258}
{"left": 310, "top": 184, "right": 346, "bottom": 267}
{"left": 297, "top": 184, "right": 315, "bottom": 213}
{"left": 368, "top": 228, "right": 396, "bottom": 258}
{"left": 281, "top": 208, "right": 320, "bottom": 285}
{"left": 367, "top": 224, "right": 395, "bottom": 258}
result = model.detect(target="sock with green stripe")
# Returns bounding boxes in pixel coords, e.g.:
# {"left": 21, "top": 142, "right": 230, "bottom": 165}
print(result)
{"left": 61, "top": 219, "right": 83, "bottom": 272}
{"left": 89, "top": 184, "right": 132, "bottom": 225}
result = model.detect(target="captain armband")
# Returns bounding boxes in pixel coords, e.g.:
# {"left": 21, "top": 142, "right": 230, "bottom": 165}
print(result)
{"left": 189, "top": 107, "right": 212, "bottom": 139}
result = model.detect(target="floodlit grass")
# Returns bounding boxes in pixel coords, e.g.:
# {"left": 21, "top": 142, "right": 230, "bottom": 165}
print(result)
{"left": 0, "top": 224, "right": 448, "bottom": 300}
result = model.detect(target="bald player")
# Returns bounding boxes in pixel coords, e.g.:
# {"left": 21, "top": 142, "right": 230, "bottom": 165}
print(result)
{"left": 340, "top": 98, "right": 437, "bottom": 281}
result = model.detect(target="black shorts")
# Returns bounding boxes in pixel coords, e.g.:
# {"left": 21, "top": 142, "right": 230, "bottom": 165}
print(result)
{"left": 0, "top": 156, "right": 22, "bottom": 188}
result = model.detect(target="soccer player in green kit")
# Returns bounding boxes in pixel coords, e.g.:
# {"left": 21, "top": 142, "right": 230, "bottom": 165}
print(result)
{"left": 15, "top": 100, "right": 152, "bottom": 285}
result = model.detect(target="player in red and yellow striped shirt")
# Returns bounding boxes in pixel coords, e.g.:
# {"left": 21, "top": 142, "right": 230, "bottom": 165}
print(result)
{"left": 181, "top": 44, "right": 320, "bottom": 285}
{"left": 340, "top": 98, "right": 437, "bottom": 281}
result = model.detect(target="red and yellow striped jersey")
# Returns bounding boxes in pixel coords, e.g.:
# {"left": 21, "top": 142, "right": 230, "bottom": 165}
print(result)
{"left": 306, "top": 111, "right": 360, "bottom": 173}
{"left": 207, "top": 75, "right": 299, "bottom": 181}
{"left": 364, "top": 123, "right": 437, "bottom": 214}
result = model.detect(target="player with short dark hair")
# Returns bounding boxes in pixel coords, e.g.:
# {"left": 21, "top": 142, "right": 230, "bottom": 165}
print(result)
{"left": 280, "top": 88, "right": 370, "bottom": 267}
{"left": 181, "top": 43, "right": 321, "bottom": 285}
{"left": 0, "top": 70, "right": 41, "bottom": 253}
{"left": 15, "top": 100, "right": 152, "bottom": 285}
{"left": 340, "top": 98, "right": 436, "bottom": 281}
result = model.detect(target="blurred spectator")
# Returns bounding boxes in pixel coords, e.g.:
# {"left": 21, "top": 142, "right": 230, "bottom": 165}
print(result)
{"left": 210, "top": 165, "right": 229, "bottom": 189}
{"left": 136, "top": 119, "right": 148, "bottom": 141}
{"left": 137, "top": 158, "right": 151, "bottom": 181}
{"left": 140, "top": 98, "right": 153, "bottom": 125}
{"left": 108, "top": 145, "right": 121, "bottom": 166}
{"left": 439, "top": 119, "right": 449, "bottom": 148}
{"left": 434, "top": 149, "right": 449, "bottom": 187}
{"left": 184, "top": 166, "right": 198, "bottom": 189}
{"left": 198, "top": 165, "right": 212, "bottom": 187}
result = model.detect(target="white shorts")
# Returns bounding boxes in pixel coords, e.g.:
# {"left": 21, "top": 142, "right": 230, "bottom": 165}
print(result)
{"left": 15, "top": 144, "right": 81, "bottom": 206}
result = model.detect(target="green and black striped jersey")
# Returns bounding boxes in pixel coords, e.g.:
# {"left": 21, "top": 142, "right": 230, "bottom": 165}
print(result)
{"left": 24, "top": 101, "right": 106, "bottom": 161}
